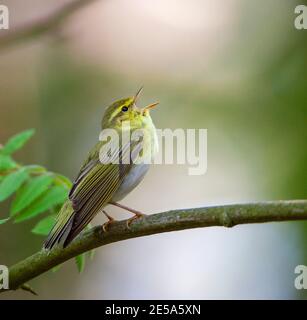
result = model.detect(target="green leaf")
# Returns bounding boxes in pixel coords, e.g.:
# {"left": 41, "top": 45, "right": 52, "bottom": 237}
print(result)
{"left": 75, "top": 253, "right": 86, "bottom": 273}
{"left": 0, "top": 218, "right": 9, "bottom": 225}
{"left": 54, "top": 174, "right": 72, "bottom": 190}
{"left": 14, "top": 186, "right": 68, "bottom": 223}
{"left": 32, "top": 215, "right": 55, "bottom": 235}
{"left": 11, "top": 175, "right": 54, "bottom": 216}
{"left": 0, "top": 154, "right": 17, "bottom": 172}
{"left": 2, "top": 129, "right": 35, "bottom": 155}
{"left": 0, "top": 168, "right": 29, "bottom": 202}
{"left": 84, "top": 223, "right": 95, "bottom": 260}
{"left": 25, "top": 165, "right": 47, "bottom": 174}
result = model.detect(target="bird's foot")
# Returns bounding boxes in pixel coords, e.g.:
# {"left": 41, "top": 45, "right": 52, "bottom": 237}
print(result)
{"left": 102, "top": 210, "right": 116, "bottom": 232}
{"left": 108, "top": 201, "right": 147, "bottom": 229}
{"left": 102, "top": 220, "right": 114, "bottom": 232}
{"left": 126, "top": 212, "right": 146, "bottom": 229}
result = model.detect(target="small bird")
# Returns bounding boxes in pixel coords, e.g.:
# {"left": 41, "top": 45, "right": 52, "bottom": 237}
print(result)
{"left": 44, "top": 88, "right": 159, "bottom": 250}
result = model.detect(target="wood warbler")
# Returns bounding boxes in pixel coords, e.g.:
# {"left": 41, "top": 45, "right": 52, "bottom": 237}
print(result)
{"left": 44, "top": 88, "right": 158, "bottom": 249}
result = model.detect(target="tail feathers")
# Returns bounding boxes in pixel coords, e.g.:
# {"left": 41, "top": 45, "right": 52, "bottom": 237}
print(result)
{"left": 43, "top": 201, "right": 90, "bottom": 250}
{"left": 43, "top": 215, "right": 74, "bottom": 250}
{"left": 63, "top": 226, "right": 79, "bottom": 248}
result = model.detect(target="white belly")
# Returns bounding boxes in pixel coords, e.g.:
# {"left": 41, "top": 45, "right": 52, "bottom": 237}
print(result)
{"left": 112, "top": 163, "right": 150, "bottom": 201}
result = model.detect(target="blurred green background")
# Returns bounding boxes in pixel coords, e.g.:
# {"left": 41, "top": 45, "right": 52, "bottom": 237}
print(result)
{"left": 0, "top": 0, "right": 306, "bottom": 299}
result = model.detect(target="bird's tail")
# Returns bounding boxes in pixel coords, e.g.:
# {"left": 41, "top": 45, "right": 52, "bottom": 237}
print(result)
{"left": 43, "top": 201, "right": 75, "bottom": 250}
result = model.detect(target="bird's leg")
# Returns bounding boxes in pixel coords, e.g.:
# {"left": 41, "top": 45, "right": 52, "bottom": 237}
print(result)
{"left": 109, "top": 201, "right": 147, "bottom": 228}
{"left": 109, "top": 201, "right": 146, "bottom": 216}
{"left": 102, "top": 210, "right": 115, "bottom": 232}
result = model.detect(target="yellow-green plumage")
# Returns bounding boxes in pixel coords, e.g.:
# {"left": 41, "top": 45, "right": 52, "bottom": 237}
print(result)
{"left": 44, "top": 93, "right": 158, "bottom": 249}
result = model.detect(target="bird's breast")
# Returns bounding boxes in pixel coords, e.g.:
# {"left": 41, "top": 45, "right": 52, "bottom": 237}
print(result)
{"left": 111, "top": 163, "right": 150, "bottom": 201}
{"left": 112, "top": 122, "right": 158, "bottom": 202}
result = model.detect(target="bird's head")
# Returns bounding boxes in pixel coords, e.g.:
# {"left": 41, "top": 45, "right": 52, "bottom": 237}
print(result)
{"left": 101, "top": 87, "right": 158, "bottom": 130}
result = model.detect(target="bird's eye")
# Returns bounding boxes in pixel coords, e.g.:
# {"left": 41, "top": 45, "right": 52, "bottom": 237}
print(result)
{"left": 121, "top": 106, "right": 128, "bottom": 112}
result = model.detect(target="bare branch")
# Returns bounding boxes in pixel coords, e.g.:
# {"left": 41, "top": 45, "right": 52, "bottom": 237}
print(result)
{"left": 0, "top": 200, "right": 306, "bottom": 293}
{"left": 0, "top": 0, "right": 98, "bottom": 50}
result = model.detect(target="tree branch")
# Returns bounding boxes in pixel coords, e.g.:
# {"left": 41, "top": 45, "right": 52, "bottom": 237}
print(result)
{"left": 0, "top": 0, "right": 98, "bottom": 50}
{"left": 0, "top": 200, "right": 306, "bottom": 293}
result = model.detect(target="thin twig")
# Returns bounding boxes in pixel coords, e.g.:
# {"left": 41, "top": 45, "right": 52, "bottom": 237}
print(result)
{"left": 0, "top": 200, "right": 306, "bottom": 293}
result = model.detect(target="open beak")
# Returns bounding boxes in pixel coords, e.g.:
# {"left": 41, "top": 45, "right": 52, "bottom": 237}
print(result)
{"left": 143, "top": 102, "right": 159, "bottom": 111}
{"left": 134, "top": 86, "right": 143, "bottom": 104}
{"left": 133, "top": 87, "right": 159, "bottom": 113}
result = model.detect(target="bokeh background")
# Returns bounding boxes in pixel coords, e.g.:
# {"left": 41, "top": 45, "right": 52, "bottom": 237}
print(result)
{"left": 0, "top": 0, "right": 306, "bottom": 299}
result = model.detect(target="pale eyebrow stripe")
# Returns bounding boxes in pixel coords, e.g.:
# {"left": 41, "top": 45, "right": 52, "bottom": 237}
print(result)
{"left": 109, "top": 98, "right": 134, "bottom": 122}
{"left": 109, "top": 107, "right": 121, "bottom": 122}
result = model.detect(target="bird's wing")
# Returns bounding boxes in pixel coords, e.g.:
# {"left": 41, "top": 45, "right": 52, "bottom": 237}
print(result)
{"left": 65, "top": 139, "right": 142, "bottom": 244}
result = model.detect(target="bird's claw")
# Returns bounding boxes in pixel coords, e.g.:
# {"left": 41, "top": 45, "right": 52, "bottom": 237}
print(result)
{"left": 102, "top": 218, "right": 115, "bottom": 232}
{"left": 126, "top": 213, "right": 147, "bottom": 230}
